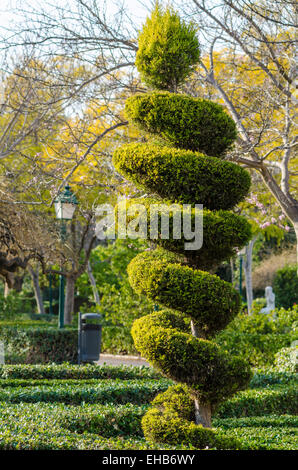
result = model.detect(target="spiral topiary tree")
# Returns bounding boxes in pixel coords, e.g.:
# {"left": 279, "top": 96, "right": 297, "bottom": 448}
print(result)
{"left": 113, "top": 4, "right": 253, "bottom": 449}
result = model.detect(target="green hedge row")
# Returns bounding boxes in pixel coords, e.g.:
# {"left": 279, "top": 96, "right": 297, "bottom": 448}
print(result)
{"left": 0, "top": 378, "right": 171, "bottom": 405}
{"left": 216, "top": 384, "right": 298, "bottom": 418}
{"left": 0, "top": 363, "right": 160, "bottom": 380}
{"left": 0, "top": 324, "right": 138, "bottom": 364}
{"left": 0, "top": 384, "right": 296, "bottom": 450}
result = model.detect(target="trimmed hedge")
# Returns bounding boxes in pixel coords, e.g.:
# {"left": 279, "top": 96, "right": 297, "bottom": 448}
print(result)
{"left": 0, "top": 363, "right": 161, "bottom": 380}
{"left": 125, "top": 92, "right": 237, "bottom": 156}
{"left": 131, "top": 318, "right": 252, "bottom": 405}
{"left": 0, "top": 366, "right": 296, "bottom": 450}
{"left": 113, "top": 143, "right": 251, "bottom": 210}
{"left": 0, "top": 326, "right": 77, "bottom": 364}
{"left": 0, "top": 378, "right": 171, "bottom": 405}
{"left": 128, "top": 253, "right": 241, "bottom": 337}
{"left": 122, "top": 198, "right": 252, "bottom": 270}
{"left": 216, "top": 384, "right": 298, "bottom": 418}
{"left": 0, "top": 323, "right": 138, "bottom": 364}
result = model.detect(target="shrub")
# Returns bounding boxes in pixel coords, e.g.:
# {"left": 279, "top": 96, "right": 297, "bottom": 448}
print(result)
{"left": 273, "top": 346, "right": 298, "bottom": 373}
{"left": 113, "top": 143, "right": 251, "bottom": 210}
{"left": 216, "top": 384, "right": 298, "bottom": 418}
{"left": 0, "top": 363, "right": 162, "bottom": 380}
{"left": 0, "top": 322, "right": 140, "bottom": 363}
{"left": 113, "top": 4, "right": 252, "bottom": 449}
{"left": 122, "top": 198, "right": 252, "bottom": 270}
{"left": 125, "top": 92, "right": 237, "bottom": 156}
{"left": 215, "top": 306, "right": 297, "bottom": 367}
{"left": 0, "top": 326, "right": 78, "bottom": 364}
{"left": 273, "top": 264, "right": 298, "bottom": 309}
{"left": 135, "top": 4, "right": 200, "bottom": 91}
{"left": 0, "top": 378, "right": 171, "bottom": 405}
{"left": 128, "top": 254, "right": 241, "bottom": 337}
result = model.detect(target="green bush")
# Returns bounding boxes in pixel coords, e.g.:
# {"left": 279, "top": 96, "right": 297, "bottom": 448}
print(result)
{"left": 135, "top": 4, "right": 200, "bottom": 91}
{"left": 0, "top": 378, "right": 171, "bottom": 405}
{"left": 273, "top": 346, "right": 298, "bottom": 373}
{"left": 128, "top": 253, "right": 241, "bottom": 337}
{"left": 142, "top": 407, "right": 242, "bottom": 450}
{"left": 113, "top": 4, "right": 252, "bottom": 448}
{"left": 131, "top": 317, "right": 252, "bottom": 405}
{"left": 0, "top": 326, "right": 78, "bottom": 364}
{"left": 125, "top": 92, "right": 237, "bottom": 156}
{"left": 213, "top": 415, "right": 298, "bottom": 450}
{"left": 273, "top": 264, "right": 298, "bottom": 309}
{"left": 113, "top": 143, "right": 251, "bottom": 210}
{"left": 216, "top": 384, "right": 298, "bottom": 418}
{"left": 0, "top": 322, "right": 140, "bottom": 363}
{"left": 0, "top": 363, "right": 162, "bottom": 380}
{"left": 122, "top": 198, "right": 252, "bottom": 270}
{"left": 215, "top": 306, "right": 298, "bottom": 367}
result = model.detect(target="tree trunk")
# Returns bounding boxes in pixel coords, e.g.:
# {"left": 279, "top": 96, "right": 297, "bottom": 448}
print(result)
{"left": 28, "top": 265, "right": 45, "bottom": 315}
{"left": 64, "top": 275, "right": 75, "bottom": 325}
{"left": 194, "top": 399, "right": 212, "bottom": 428}
{"left": 191, "top": 320, "right": 212, "bottom": 427}
{"left": 87, "top": 260, "right": 100, "bottom": 306}
{"left": 243, "top": 236, "right": 258, "bottom": 315}
{"left": 4, "top": 282, "right": 10, "bottom": 298}
{"left": 293, "top": 221, "right": 298, "bottom": 275}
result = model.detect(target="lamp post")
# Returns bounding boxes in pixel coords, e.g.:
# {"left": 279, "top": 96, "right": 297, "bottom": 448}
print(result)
{"left": 54, "top": 185, "right": 78, "bottom": 329}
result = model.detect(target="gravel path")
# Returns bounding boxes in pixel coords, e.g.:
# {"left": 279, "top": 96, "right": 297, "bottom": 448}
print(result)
{"left": 96, "top": 353, "right": 150, "bottom": 367}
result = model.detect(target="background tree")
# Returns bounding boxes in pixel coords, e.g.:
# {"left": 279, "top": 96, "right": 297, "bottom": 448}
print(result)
{"left": 183, "top": 0, "right": 297, "bottom": 267}
{"left": 112, "top": 4, "right": 252, "bottom": 449}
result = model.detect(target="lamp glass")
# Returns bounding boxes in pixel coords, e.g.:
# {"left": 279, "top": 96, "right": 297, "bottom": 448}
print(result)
{"left": 54, "top": 201, "right": 77, "bottom": 220}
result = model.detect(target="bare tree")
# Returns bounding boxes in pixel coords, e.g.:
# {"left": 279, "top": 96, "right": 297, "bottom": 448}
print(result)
{"left": 184, "top": 0, "right": 297, "bottom": 266}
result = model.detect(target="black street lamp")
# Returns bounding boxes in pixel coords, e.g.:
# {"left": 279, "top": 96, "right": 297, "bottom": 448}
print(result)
{"left": 54, "top": 185, "right": 78, "bottom": 329}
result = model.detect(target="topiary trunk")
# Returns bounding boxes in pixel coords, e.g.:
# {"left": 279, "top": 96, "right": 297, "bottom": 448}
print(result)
{"left": 112, "top": 4, "right": 253, "bottom": 449}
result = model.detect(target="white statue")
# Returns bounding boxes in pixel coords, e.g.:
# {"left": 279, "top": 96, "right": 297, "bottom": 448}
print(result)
{"left": 261, "top": 286, "right": 275, "bottom": 314}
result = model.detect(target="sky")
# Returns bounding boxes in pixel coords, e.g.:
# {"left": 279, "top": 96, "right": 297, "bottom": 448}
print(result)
{"left": 0, "top": 0, "right": 153, "bottom": 31}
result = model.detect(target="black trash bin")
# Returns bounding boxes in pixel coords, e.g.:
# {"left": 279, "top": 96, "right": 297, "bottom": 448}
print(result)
{"left": 78, "top": 313, "right": 102, "bottom": 365}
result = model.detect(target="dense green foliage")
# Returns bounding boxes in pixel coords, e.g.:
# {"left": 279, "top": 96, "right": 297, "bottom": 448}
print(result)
{"left": 125, "top": 92, "right": 237, "bottom": 156}
{"left": 273, "top": 346, "right": 297, "bottom": 373}
{"left": 273, "top": 264, "right": 298, "bottom": 309}
{"left": 0, "top": 323, "right": 139, "bottom": 363}
{"left": 0, "top": 326, "right": 78, "bottom": 364}
{"left": 113, "top": 143, "right": 251, "bottom": 210}
{"left": 128, "top": 256, "right": 241, "bottom": 337}
{"left": 135, "top": 5, "right": 200, "bottom": 91}
{"left": 122, "top": 198, "right": 252, "bottom": 270}
{"left": 215, "top": 306, "right": 298, "bottom": 367}
{"left": 113, "top": 4, "right": 254, "bottom": 449}
{"left": 0, "top": 364, "right": 296, "bottom": 450}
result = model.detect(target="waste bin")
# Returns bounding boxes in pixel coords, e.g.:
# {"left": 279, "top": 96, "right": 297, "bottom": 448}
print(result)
{"left": 78, "top": 313, "right": 102, "bottom": 365}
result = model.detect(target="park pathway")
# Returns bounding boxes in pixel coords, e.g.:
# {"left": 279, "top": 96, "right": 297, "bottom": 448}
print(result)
{"left": 96, "top": 353, "right": 150, "bottom": 367}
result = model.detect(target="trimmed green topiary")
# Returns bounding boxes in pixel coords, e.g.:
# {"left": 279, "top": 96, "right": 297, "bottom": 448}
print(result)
{"left": 125, "top": 92, "right": 237, "bottom": 156}
{"left": 131, "top": 318, "right": 251, "bottom": 404}
{"left": 112, "top": 5, "right": 252, "bottom": 449}
{"left": 128, "top": 253, "right": 241, "bottom": 337}
{"left": 135, "top": 4, "right": 200, "bottom": 91}
{"left": 113, "top": 143, "right": 251, "bottom": 210}
{"left": 121, "top": 197, "right": 252, "bottom": 270}
{"left": 141, "top": 407, "right": 242, "bottom": 449}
